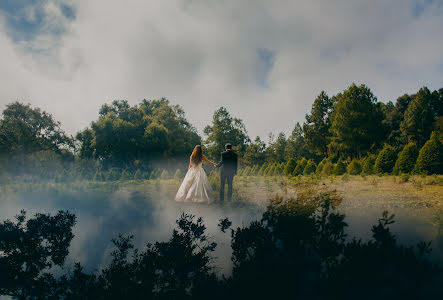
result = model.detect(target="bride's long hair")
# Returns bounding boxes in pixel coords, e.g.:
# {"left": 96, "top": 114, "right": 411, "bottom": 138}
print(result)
{"left": 190, "top": 145, "right": 203, "bottom": 166}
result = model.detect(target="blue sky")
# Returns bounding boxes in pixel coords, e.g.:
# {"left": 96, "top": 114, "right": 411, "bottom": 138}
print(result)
{"left": 0, "top": 0, "right": 442, "bottom": 140}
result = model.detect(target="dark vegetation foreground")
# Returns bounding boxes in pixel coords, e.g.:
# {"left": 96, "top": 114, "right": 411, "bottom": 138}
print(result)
{"left": 1, "top": 189, "right": 442, "bottom": 299}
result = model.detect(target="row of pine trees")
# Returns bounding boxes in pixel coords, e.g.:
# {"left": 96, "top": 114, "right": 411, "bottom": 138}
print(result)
{"left": 238, "top": 132, "right": 442, "bottom": 177}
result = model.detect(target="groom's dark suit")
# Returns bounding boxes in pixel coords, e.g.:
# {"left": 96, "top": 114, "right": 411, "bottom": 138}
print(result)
{"left": 216, "top": 149, "right": 238, "bottom": 202}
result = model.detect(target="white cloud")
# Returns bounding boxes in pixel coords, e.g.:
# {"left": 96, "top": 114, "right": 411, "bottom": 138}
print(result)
{"left": 0, "top": 0, "right": 442, "bottom": 141}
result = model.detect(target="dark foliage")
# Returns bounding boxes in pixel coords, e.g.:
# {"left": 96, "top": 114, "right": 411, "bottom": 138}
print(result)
{"left": 0, "top": 210, "right": 76, "bottom": 298}
{"left": 1, "top": 191, "right": 442, "bottom": 299}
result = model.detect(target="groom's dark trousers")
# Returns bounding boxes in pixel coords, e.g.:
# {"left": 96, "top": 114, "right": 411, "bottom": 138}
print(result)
{"left": 216, "top": 150, "right": 238, "bottom": 202}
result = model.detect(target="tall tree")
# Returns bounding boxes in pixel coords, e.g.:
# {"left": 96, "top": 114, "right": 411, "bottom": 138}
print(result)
{"left": 303, "top": 91, "right": 333, "bottom": 157}
{"left": 203, "top": 107, "right": 250, "bottom": 160}
{"left": 328, "top": 84, "right": 385, "bottom": 157}
{"left": 77, "top": 98, "right": 200, "bottom": 167}
{"left": 400, "top": 87, "right": 435, "bottom": 147}
{"left": 266, "top": 132, "right": 287, "bottom": 163}
{"left": 382, "top": 94, "right": 412, "bottom": 149}
{"left": 242, "top": 136, "right": 266, "bottom": 166}
{"left": 284, "top": 122, "right": 308, "bottom": 161}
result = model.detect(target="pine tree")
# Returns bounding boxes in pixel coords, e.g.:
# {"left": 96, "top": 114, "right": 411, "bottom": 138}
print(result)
{"left": 258, "top": 164, "right": 267, "bottom": 176}
{"left": 303, "top": 160, "right": 317, "bottom": 175}
{"left": 134, "top": 169, "right": 143, "bottom": 180}
{"left": 173, "top": 169, "right": 183, "bottom": 180}
{"left": 316, "top": 158, "right": 328, "bottom": 175}
{"left": 347, "top": 158, "right": 362, "bottom": 175}
{"left": 361, "top": 155, "right": 376, "bottom": 175}
{"left": 293, "top": 158, "right": 307, "bottom": 176}
{"left": 321, "top": 160, "right": 334, "bottom": 176}
{"left": 393, "top": 143, "right": 419, "bottom": 174}
{"left": 160, "top": 170, "right": 170, "bottom": 180}
{"left": 284, "top": 158, "right": 297, "bottom": 176}
{"left": 415, "top": 132, "right": 443, "bottom": 174}
{"left": 375, "top": 145, "right": 397, "bottom": 174}
{"left": 333, "top": 158, "right": 347, "bottom": 175}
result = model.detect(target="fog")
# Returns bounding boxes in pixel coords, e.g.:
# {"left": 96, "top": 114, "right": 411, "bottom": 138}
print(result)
{"left": 1, "top": 185, "right": 442, "bottom": 276}
{"left": 0, "top": 187, "right": 264, "bottom": 276}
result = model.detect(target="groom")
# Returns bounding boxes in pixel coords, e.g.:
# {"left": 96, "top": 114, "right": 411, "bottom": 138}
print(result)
{"left": 216, "top": 143, "right": 238, "bottom": 202}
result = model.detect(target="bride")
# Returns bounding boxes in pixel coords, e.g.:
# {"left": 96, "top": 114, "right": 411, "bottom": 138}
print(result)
{"left": 175, "top": 145, "right": 216, "bottom": 203}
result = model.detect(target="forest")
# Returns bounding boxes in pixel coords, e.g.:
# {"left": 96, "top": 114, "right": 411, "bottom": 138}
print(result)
{"left": 0, "top": 83, "right": 442, "bottom": 182}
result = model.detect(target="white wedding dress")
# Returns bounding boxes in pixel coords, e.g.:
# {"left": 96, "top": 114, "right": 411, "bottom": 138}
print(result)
{"left": 175, "top": 163, "right": 214, "bottom": 203}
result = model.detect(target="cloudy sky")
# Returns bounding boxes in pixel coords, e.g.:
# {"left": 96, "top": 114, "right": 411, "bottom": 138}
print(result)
{"left": 0, "top": 0, "right": 442, "bottom": 140}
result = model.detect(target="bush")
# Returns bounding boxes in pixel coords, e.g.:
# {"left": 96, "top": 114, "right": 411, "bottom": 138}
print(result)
{"left": 333, "top": 158, "right": 347, "bottom": 175}
{"left": 134, "top": 169, "right": 143, "bottom": 180}
{"left": 120, "top": 170, "right": 132, "bottom": 181}
{"left": 93, "top": 171, "right": 105, "bottom": 182}
{"left": 393, "top": 143, "right": 419, "bottom": 174}
{"left": 292, "top": 158, "right": 307, "bottom": 176}
{"left": 361, "top": 155, "right": 376, "bottom": 175}
{"left": 257, "top": 164, "right": 267, "bottom": 176}
{"left": 321, "top": 159, "right": 333, "bottom": 176}
{"left": 316, "top": 158, "right": 327, "bottom": 175}
{"left": 347, "top": 158, "right": 362, "bottom": 175}
{"left": 374, "top": 145, "right": 397, "bottom": 174}
{"left": 160, "top": 170, "right": 170, "bottom": 180}
{"left": 173, "top": 169, "right": 183, "bottom": 180}
{"left": 303, "top": 160, "right": 317, "bottom": 175}
{"left": 415, "top": 132, "right": 443, "bottom": 174}
{"left": 250, "top": 165, "right": 259, "bottom": 176}
{"left": 106, "top": 168, "right": 121, "bottom": 181}
{"left": 242, "top": 166, "right": 251, "bottom": 176}
{"left": 284, "top": 158, "right": 297, "bottom": 176}
{"left": 142, "top": 171, "right": 150, "bottom": 180}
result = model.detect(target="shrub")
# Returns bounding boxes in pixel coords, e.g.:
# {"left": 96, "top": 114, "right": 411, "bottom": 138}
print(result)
{"left": 303, "top": 160, "right": 317, "bottom": 175}
{"left": 134, "top": 169, "right": 143, "bottom": 180}
{"left": 120, "top": 170, "right": 132, "bottom": 181}
{"left": 321, "top": 160, "right": 333, "bottom": 176}
{"left": 284, "top": 158, "right": 297, "bottom": 176}
{"left": 160, "top": 170, "right": 170, "bottom": 180}
{"left": 173, "top": 169, "right": 183, "bottom": 180}
{"left": 93, "top": 171, "right": 105, "bottom": 182}
{"left": 361, "top": 155, "right": 376, "bottom": 174}
{"left": 257, "top": 164, "right": 267, "bottom": 176}
{"left": 149, "top": 170, "right": 157, "bottom": 180}
{"left": 415, "top": 132, "right": 443, "bottom": 174}
{"left": 316, "top": 158, "right": 328, "bottom": 175}
{"left": 243, "top": 166, "right": 251, "bottom": 176}
{"left": 293, "top": 158, "right": 307, "bottom": 176}
{"left": 347, "top": 158, "right": 362, "bottom": 175}
{"left": 393, "top": 143, "right": 419, "bottom": 175}
{"left": 106, "top": 168, "right": 121, "bottom": 181}
{"left": 250, "top": 165, "right": 259, "bottom": 176}
{"left": 374, "top": 145, "right": 397, "bottom": 174}
{"left": 275, "top": 163, "right": 284, "bottom": 176}
{"left": 264, "top": 165, "right": 272, "bottom": 176}
{"left": 333, "top": 158, "right": 347, "bottom": 175}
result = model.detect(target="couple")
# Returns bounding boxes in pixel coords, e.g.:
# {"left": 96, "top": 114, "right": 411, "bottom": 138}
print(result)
{"left": 175, "top": 143, "right": 237, "bottom": 204}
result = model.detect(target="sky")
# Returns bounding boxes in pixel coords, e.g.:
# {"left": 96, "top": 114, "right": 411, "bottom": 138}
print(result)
{"left": 0, "top": 0, "right": 442, "bottom": 141}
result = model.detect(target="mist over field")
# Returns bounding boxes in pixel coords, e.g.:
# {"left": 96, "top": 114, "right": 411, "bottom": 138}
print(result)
{"left": 1, "top": 177, "right": 442, "bottom": 278}
{"left": 0, "top": 186, "right": 264, "bottom": 275}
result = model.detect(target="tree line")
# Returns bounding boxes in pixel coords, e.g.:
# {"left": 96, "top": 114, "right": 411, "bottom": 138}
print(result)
{"left": 0, "top": 83, "right": 441, "bottom": 182}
